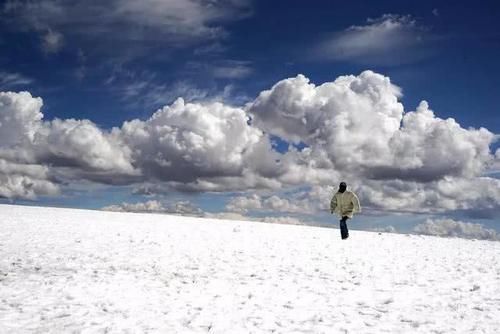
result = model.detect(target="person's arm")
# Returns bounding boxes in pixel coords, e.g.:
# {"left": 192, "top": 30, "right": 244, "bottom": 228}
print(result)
{"left": 352, "top": 192, "right": 361, "bottom": 213}
{"left": 330, "top": 194, "right": 337, "bottom": 214}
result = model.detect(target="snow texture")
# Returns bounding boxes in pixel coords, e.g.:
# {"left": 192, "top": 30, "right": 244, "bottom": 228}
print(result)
{"left": 1, "top": 204, "right": 499, "bottom": 333}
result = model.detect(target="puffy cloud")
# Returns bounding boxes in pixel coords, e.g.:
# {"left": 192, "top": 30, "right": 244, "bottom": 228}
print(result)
{"left": 167, "top": 201, "right": 204, "bottom": 216}
{"left": 119, "top": 97, "right": 275, "bottom": 188}
{"left": 102, "top": 200, "right": 166, "bottom": 213}
{"left": 0, "top": 91, "right": 136, "bottom": 176}
{"left": 204, "top": 211, "right": 251, "bottom": 221}
{"left": 1, "top": 70, "right": 498, "bottom": 221}
{"left": 376, "top": 101, "right": 495, "bottom": 182}
{"left": 36, "top": 119, "right": 135, "bottom": 177}
{"left": 0, "top": 90, "right": 284, "bottom": 198}
{"left": 132, "top": 178, "right": 279, "bottom": 195}
{"left": 248, "top": 71, "right": 404, "bottom": 166}
{"left": 306, "top": 175, "right": 500, "bottom": 217}
{"left": 165, "top": 172, "right": 283, "bottom": 193}
{"left": 358, "top": 176, "right": 500, "bottom": 215}
{"left": 314, "top": 14, "right": 432, "bottom": 65}
{"left": 413, "top": 218, "right": 499, "bottom": 241}
{"left": 0, "top": 91, "right": 43, "bottom": 147}
{"left": 0, "top": 159, "right": 59, "bottom": 199}
{"left": 0, "top": 91, "right": 55, "bottom": 198}
{"left": 102, "top": 198, "right": 307, "bottom": 226}
{"left": 225, "top": 193, "right": 312, "bottom": 214}
{"left": 272, "top": 146, "right": 337, "bottom": 187}
{"left": 250, "top": 71, "right": 405, "bottom": 183}
{"left": 303, "top": 185, "right": 335, "bottom": 212}
{"left": 487, "top": 148, "right": 500, "bottom": 174}
{"left": 248, "top": 71, "right": 498, "bottom": 216}
{"left": 261, "top": 216, "right": 303, "bottom": 225}
{"left": 249, "top": 71, "right": 495, "bottom": 181}
{"left": 225, "top": 193, "right": 262, "bottom": 213}
{"left": 0, "top": 91, "right": 137, "bottom": 198}
{"left": 102, "top": 200, "right": 204, "bottom": 216}
{"left": 263, "top": 195, "right": 311, "bottom": 213}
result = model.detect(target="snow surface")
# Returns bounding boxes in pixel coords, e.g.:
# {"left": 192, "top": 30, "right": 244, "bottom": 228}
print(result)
{"left": 1, "top": 204, "right": 499, "bottom": 333}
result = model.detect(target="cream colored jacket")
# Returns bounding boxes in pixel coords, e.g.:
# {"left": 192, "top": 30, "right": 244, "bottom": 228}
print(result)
{"left": 330, "top": 190, "right": 361, "bottom": 219}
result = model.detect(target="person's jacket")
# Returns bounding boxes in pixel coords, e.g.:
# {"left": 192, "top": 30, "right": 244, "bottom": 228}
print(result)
{"left": 330, "top": 190, "right": 361, "bottom": 218}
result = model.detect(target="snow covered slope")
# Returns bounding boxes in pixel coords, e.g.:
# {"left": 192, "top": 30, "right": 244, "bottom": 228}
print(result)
{"left": 1, "top": 204, "right": 499, "bottom": 333}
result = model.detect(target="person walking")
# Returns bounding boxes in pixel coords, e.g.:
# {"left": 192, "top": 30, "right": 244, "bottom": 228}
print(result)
{"left": 330, "top": 182, "right": 361, "bottom": 239}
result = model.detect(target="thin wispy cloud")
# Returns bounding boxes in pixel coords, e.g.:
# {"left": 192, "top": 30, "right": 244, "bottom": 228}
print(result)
{"left": 116, "top": 78, "right": 210, "bottom": 109}
{"left": 0, "top": 71, "right": 33, "bottom": 88}
{"left": 2, "top": 0, "right": 253, "bottom": 54}
{"left": 211, "top": 60, "right": 253, "bottom": 79}
{"left": 104, "top": 64, "right": 252, "bottom": 110}
{"left": 185, "top": 59, "right": 254, "bottom": 79}
{"left": 41, "top": 28, "right": 63, "bottom": 54}
{"left": 313, "top": 14, "right": 433, "bottom": 65}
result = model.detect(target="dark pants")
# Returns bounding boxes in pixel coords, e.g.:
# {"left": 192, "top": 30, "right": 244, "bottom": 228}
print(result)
{"left": 340, "top": 216, "right": 349, "bottom": 239}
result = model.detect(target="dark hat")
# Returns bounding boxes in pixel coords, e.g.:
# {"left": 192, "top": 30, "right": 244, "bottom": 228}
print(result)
{"left": 339, "top": 181, "right": 347, "bottom": 187}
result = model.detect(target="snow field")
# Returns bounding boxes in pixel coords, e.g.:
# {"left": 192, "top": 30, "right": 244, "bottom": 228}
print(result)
{"left": 0, "top": 204, "right": 499, "bottom": 333}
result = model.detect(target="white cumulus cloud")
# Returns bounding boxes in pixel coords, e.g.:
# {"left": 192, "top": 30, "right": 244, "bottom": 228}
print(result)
{"left": 1, "top": 70, "right": 498, "bottom": 221}
{"left": 102, "top": 199, "right": 203, "bottom": 216}
{"left": 225, "top": 193, "right": 262, "bottom": 213}
{"left": 357, "top": 176, "right": 500, "bottom": 216}
{"left": 102, "top": 200, "right": 166, "bottom": 213}
{"left": 0, "top": 159, "right": 59, "bottom": 199}
{"left": 0, "top": 91, "right": 56, "bottom": 198}
{"left": 0, "top": 91, "right": 137, "bottom": 198}
{"left": 262, "top": 216, "right": 303, "bottom": 225}
{"left": 119, "top": 97, "right": 275, "bottom": 189}
{"left": 225, "top": 193, "right": 312, "bottom": 214}
{"left": 414, "top": 218, "right": 499, "bottom": 241}
{"left": 36, "top": 119, "right": 136, "bottom": 178}
{"left": 248, "top": 70, "right": 498, "bottom": 217}
{"left": 250, "top": 71, "right": 495, "bottom": 180}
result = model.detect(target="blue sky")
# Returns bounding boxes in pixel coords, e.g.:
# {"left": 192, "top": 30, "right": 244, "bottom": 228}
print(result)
{"left": 1, "top": 0, "right": 499, "bottom": 132}
{"left": 1, "top": 0, "right": 499, "bottom": 237}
